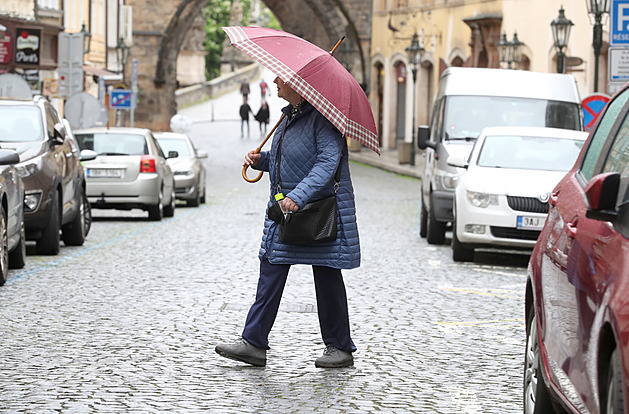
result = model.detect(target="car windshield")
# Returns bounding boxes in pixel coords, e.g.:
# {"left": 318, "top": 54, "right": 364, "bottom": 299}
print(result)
{"left": 0, "top": 106, "right": 44, "bottom": 142}
{"left": 476, "top": 135, "right": 585, "bottom": 171}
{"left": 75, "top": 133, "right": 148, "bottom": 155}
{"left": 444, "top": 96, "right": 581, "bottom": 140}
{"left": 156, "top": 138, "right": 191, "bottom": 156}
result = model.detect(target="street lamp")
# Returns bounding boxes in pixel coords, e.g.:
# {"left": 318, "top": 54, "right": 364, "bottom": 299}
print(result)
{"left": 551, "top": 7, "right": 574, "bottom": 73}
{"left": 405, "top": 32, "right": 424, "bottom": 167}
{"left": 116, "top": 37, "right": 130, "bottom": 76}
{"left": 585, "top": 0, "right": 609, "bottom": 92}
{"left": 497, "top": 32, "right": 524, "bottom": 69}
{"left": 80, "top": 23, "right": 91, "bottom": 55}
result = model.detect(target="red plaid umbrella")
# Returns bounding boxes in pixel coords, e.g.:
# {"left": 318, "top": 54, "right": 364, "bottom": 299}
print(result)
{"left": 223, "top": 26, "right": 380, "bottom": 155}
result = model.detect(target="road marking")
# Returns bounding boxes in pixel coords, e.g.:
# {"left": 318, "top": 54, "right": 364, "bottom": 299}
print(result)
{"left": 435, "top": 318, "right": 525, "bottom": 327}
{"left": 439, "top": 286, "right": 521, "bottom": 298}
{"left": 447, "top": 386, "right": 483, "bottom": 413}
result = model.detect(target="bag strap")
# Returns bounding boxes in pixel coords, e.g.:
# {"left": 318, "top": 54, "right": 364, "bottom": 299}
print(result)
{"left": 276, "top": 117, "right": 343, "bottom": 196}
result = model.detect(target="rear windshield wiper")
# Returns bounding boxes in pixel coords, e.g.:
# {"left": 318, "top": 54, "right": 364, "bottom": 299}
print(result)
{"left": 99, "top": 152, "right": 128, "bottom": 156}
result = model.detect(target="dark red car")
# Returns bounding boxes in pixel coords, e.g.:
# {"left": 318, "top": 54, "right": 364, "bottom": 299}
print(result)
{"left": 525, "top": 84, "right": 629, "bottom": 414}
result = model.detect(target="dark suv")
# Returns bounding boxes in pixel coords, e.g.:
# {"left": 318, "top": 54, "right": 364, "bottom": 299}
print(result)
{"left": 0, "top": 96, "right": 91, "bottom": 255}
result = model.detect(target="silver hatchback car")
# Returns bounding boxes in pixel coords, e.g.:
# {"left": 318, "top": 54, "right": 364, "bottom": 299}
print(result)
{"left": 154, "top": 132, "right": 207, "bottom": 207}
{"left": 73, "top": 127, "right": 176, "bottom": 221}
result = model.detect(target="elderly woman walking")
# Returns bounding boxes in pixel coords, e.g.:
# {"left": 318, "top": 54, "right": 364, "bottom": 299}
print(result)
{"left": 215, "top": 76, "right": 359, "bottom": 368}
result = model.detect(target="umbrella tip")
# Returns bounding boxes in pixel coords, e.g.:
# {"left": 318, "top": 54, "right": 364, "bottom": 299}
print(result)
{"left": 330, "top": 36, "right": 345, "bottom": 54}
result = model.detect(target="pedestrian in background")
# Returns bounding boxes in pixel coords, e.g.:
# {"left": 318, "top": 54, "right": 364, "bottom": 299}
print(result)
{"left": 254, "top": 101, "right": 270, "bottom": 135}
{"left": 240, "top": 79, "right": 250, "bottom": 102}
{"left": 260, "top": 79, "right": 268, "bottom": 99}
{"left": 239, "top": 97, "right": 253, "bottom": 138}
{"left": 215, "top": 76, "right": 359, "bottom": 368}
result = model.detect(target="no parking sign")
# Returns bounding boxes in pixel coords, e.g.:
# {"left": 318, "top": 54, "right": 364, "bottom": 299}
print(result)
{"left": 582, "top": 93, "right": 611, "bottom": 132}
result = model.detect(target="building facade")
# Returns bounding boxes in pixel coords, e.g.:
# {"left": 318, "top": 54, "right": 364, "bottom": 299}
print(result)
{"left": 370, "top": 0, "right": 610, "bottom": 151}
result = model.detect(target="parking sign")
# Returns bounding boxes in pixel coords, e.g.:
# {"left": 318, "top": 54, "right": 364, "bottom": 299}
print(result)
{"left": 110, "top": 89, "right": 132, "bottom": 109}
{"left": 611, "top": 0, "right": 629, "bottom": 45}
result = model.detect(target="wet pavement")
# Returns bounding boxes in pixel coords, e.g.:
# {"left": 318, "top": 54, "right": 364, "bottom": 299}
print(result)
{"left": 0, "top": 69, "right": 529, "bottom": 413}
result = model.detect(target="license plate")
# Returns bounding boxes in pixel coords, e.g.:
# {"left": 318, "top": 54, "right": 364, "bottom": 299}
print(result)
{"left": 517, "top": 216, "right": 545, "bottom": 231}
{"left": 87, "top": 168, "right": 123, "bottom": 178}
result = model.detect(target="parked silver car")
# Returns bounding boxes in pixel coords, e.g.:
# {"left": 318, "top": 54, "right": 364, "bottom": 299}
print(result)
{"left": 154, "top": 132, "right": 207, "bottom": 207}
{"left": 73, "top": 127, "right": 176, "bottom": 221}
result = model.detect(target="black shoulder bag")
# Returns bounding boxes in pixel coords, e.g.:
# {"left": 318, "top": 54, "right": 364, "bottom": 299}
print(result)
{"left": 267, "top": 120, "right": 341, "bottom": 245}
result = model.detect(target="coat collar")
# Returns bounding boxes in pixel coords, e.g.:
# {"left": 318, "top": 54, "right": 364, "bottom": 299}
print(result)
{"left": 281, "top": 100, "right": 313, "bottom": 121}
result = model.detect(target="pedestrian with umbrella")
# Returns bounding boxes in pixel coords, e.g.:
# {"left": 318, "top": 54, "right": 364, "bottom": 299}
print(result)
{"left": 215, "top": 26, "right": 379, "bottom": 368}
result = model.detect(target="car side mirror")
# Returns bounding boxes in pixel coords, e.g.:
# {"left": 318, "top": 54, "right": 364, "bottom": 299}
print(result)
{"left": 417, "top": 125, "right": 435, "bottom": 150}
{"left": 196, "top": 149, "right": 208, "bottom": 159}
{"left": 0, "top": 149, "right": 20, "bottom": 165}
{"left": 585, "top": 172, "right": 620, "bottom": 222}
{"left": 447, "top": 154, "right": 468, "bottom": 169}
{"left": 52, "top": 123, "right": 66, "bottom": 145}
{"left": 167, "top": 151, "right": 179, "bottom": 159}
{"left": 80, "top": 149, "right": 98, "bottom": 162}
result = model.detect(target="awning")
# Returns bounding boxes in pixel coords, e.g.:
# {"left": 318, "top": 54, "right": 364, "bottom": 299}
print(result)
{"left": 82, "top": 65, "right": 123, "bottom": 83}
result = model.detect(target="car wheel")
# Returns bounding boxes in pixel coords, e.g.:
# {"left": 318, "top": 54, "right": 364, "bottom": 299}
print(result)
{"left": 9, "top": 220, "right": 26, "bottom": 269}
{"left": 602, "top": 348, "right": 624, "bottom": 414}
{"left": 148, "top": 189, "right": 163, "bottom": 221}
{"left": 187, "top": 187, "right": 200, "bottom": 207}
{"left": 426, "top": 193, "right": 446, "bottom": 245}
{"left": 524, "top": 307, "right": 555, "bottom": 414}
{"left": 0, "top": 207, "right": 8, "bottom": 285}
{"left": 420, "top": 200, "right": 428, "bottom": 238}
{"left": 36, "top": 190, "right": 60, "bottom": 255}
{"left": 200, "top": 186, "right": 206, "bottom": 204}
{"left": 452, "top": 220, "right": 474, "bottom": 262}
{"left": 62, "top": 188, "right": 89, "bottom": 246}
{"left": 164, "top": 188, "right": 175, "bottom": 217}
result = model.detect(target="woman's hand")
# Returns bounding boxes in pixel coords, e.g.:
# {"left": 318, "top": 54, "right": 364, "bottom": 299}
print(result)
{"left": 244, "top": 150, "right": 261, "bottom": 167}
{"left": 281, "top": 197, "right": 299, "bottom": 212}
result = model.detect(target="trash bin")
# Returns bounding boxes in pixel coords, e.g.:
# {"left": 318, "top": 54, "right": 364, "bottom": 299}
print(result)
{"left": 398, "top": 142, "right": 411, "bottom": 164}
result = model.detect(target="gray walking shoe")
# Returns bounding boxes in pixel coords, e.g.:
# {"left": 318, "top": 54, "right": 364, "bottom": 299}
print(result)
{"left": 315, "top": 344, "right": 354, "bottom": 368}
{"left": 215, "top": 337, "right": 266, "bottom": 367}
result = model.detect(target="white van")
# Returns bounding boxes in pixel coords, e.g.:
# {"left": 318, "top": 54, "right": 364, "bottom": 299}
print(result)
{"left": 417, "top": 67, "right": 583, "bottom": 244}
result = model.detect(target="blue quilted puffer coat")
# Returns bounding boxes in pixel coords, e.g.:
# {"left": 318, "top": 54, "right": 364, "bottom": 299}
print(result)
{"left": 253, "top": 101, "right": 360, "bottom": 269}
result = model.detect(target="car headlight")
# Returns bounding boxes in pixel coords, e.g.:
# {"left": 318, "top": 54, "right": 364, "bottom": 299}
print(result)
{"left": 16, "top": 157, "right": 43, "bottom": 178}
{"left": 466, "top": 191, "right": 498, "bottom": 208}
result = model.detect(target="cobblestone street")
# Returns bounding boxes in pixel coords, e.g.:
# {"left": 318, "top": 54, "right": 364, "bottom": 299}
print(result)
{"left": 0, "top": 74, "right": 529, "bottom": 413}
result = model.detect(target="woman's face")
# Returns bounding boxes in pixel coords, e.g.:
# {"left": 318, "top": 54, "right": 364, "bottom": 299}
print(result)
{"left": 274, "top": 77, "right": 301, "bottom": 105}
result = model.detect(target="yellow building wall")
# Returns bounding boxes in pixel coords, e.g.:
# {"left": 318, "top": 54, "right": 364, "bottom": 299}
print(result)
{"left": 371, "top": 0, "right": 612, "bottom": 151}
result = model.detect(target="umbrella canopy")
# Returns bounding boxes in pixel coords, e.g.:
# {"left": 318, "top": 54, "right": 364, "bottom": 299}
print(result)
{"left": 223, "top": 26, "right": 380, "bottom": 155}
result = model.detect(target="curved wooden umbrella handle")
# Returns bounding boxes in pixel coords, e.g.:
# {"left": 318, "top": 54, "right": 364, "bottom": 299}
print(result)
{"left": 242, "top": 113, "right": 287, "bottom": 183}
{"left": 242, "top": 157, "right": 264, "bottom": 183}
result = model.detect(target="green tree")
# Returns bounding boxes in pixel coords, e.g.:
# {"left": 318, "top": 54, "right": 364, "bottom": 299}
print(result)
{"left": 203, "top": 0, "right": 233, "bottom": 80}
{"left": 203, "top": 0, "right": 280, "bottom": 80}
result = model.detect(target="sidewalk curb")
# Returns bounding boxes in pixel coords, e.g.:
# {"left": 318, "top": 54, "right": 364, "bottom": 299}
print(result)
{"left": 348, "top": 150, "right": 424, "bottom": 180}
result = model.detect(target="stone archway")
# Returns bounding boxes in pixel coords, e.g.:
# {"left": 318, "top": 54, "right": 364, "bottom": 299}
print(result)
{"left": 128, "top": 0, "right": 370, "bottom": 131}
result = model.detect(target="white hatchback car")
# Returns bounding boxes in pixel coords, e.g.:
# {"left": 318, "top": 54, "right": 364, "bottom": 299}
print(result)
{"left": 73, "top": 127, "right": 176, "bottom": 221}
{"left": 448, "top": 126, "right": 588, "bottom": 262}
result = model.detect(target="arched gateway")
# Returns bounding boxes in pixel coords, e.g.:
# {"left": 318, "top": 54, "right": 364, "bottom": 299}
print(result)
{"left": 127, "top": 0, "right": 370, "bottom": 130}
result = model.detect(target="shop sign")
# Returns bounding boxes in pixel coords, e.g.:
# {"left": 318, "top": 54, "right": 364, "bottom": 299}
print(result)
{"left": 15, "top": 28, "right": 40, "bottom": 65}
{"left": 0, "top": 30, "right": 12, "bottom": 64}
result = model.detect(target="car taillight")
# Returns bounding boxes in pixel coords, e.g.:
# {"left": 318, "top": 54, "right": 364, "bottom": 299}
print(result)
{"left": 140, "top": 155, "right": 156, "bottom": 173}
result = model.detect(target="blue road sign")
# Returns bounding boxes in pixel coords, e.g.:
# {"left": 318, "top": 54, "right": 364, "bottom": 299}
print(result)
{"left": 611, "top": 0, "right": 629, "bottom": 45}
{"left": 110, "top": 89, "right": 131, "bottom": 109}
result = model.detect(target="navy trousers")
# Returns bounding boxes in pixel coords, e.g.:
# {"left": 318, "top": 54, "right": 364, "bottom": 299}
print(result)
{"left": 241, "top": 259, "right": 356, "bottom": 353}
